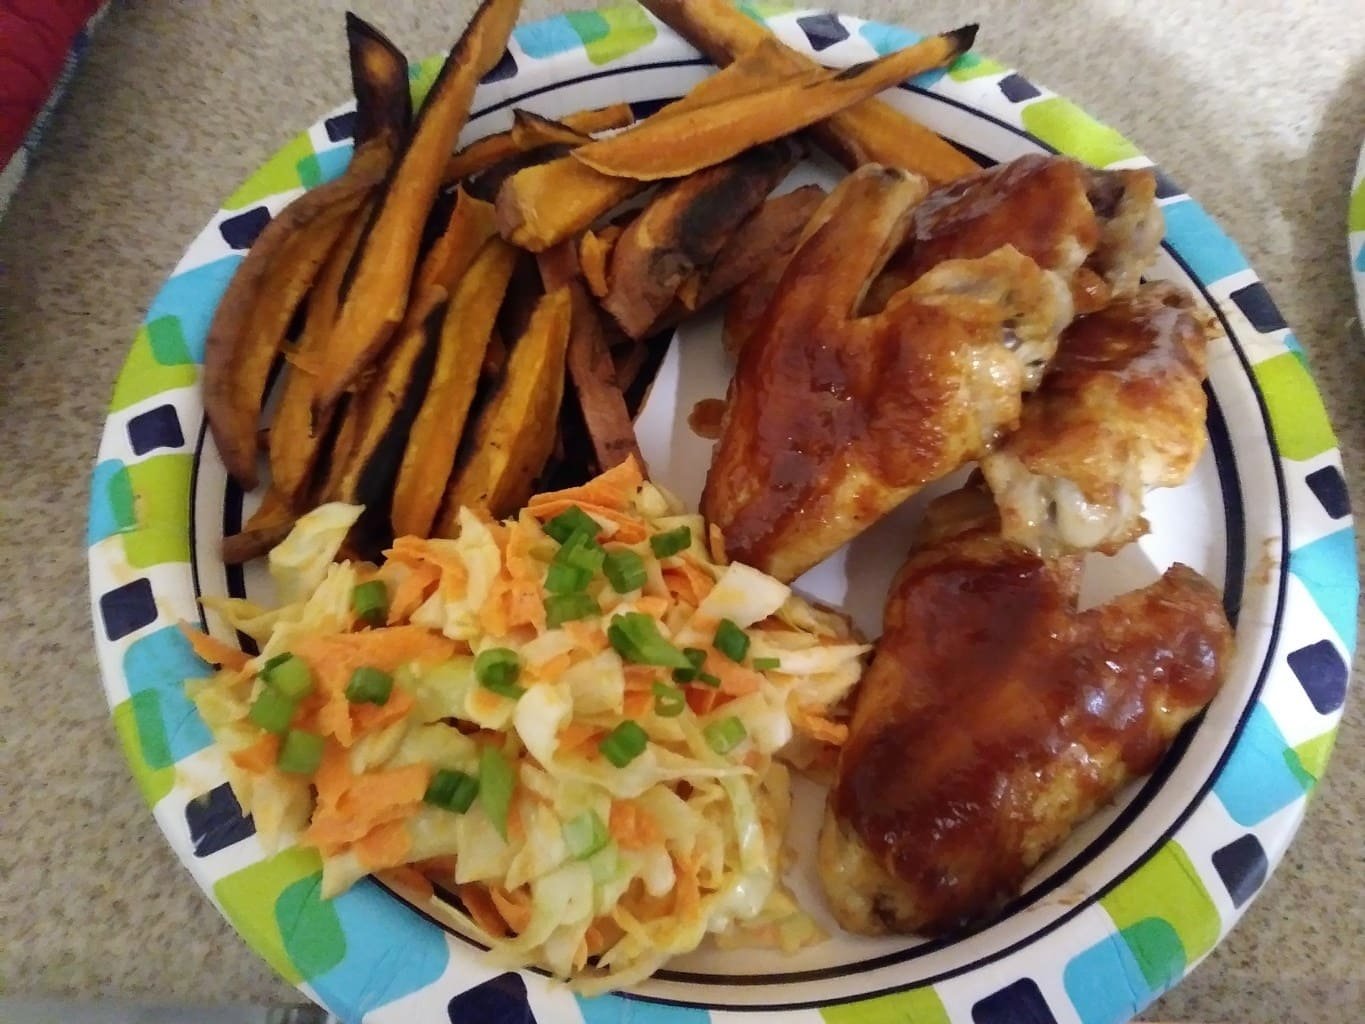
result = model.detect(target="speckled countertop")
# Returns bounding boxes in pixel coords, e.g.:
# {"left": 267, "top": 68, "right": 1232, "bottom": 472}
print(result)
{"left": 0, "top": 1, "right": 1360, "bottom": 1021}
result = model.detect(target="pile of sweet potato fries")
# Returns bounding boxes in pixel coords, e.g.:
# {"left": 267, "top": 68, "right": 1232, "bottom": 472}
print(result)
{"left": 204, "top": 0, "right": 979, "bottom": 562}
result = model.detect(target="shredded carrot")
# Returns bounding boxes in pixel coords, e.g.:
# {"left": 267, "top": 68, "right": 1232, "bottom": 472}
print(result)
{"left": 585, "top": 915, "right": 624, "bottom": 955}
{"left": 609, "top": 800, "right": 661, "bottom": 851}
{"left": 623, "top": 690, "right": 653, "bottom": 718}
{"left": 524, "top": 499, "right": 649, "bottom": 543}
{"left": 490, "top": 885, "right": 533, "bottom": 934}
{"left": 230, "top": 733, "right": 279, "bottom": 773}
{"left": 710, "top": 655, "right": 764, "bottom": 697}
{"left": 527, "top": 456, "right": 643, "bottom": 513}
{"left": 623, "top": 664, "right": 660, "bottom": 691}
{"left": 478, "top": 575, "right": 512, "bottom": 637}
{"left": 528, "top": 651, "right": 573, "bottom": 682}
{"left": 459, "top": 883, "right": 510, "bottom": 937}
{"left": 685, "top": 684, "right": 728, "bottom": 716}
{"left": 790, "top": 703, "right": 849, "bottom": 745}
{"left": 556, "top": 721, "right": 602, "bottom": 756}
{"left": 386, "top": 561, "right": 441, "bottom": 624}
{"left": 632, "top": 595, "right": 670, "bottom": 618}
{"left": 354, "top": 819, "right": 413, "bottom": 871}
{"left": 293, "top": 627, "right": 457, "bottom": 746}
{"left": 379, "top": 864, "right": 435, "bottom": 901}
{"left": 672, "top": 853, "right": 701, "bottom": 921}
{"left": 413, "top": 856, "right": 458, "bottom": 879}
{"left": 181, "top": 623, "right": 250, "bottom": 671}
{"left": 563, "top": 619, "right": 608, "bottom": 653}
{"left": 306, "top": 756, "right": 431, "bottom": 850}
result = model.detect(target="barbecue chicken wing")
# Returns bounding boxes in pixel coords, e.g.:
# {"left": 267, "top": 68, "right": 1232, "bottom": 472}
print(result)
{"left": 818, "top": 482, "right": 1232, "bottom": 936}
{"left": 725, "top": 155, "right": 1160, "bottom": 377}
{"left": 980, "top": 281, "right": 1217, "bottom": 555}
{"left": 701, "top": 165, "right": 1067, "bottom": 582}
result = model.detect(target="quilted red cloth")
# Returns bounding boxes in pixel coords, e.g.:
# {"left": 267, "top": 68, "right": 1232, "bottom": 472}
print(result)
{"left": 0, "top": 0, "right": 105, "bottom": 165}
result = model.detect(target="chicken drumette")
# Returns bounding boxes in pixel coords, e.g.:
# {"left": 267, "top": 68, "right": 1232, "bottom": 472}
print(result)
{"left": 702, "top": 165, "right": 1067, "bottom": 582}
{"left": 818, "top": 481, "right": 1232, "bottom": 936}
{"left": 980, "top": 281, "right": 1218, "bottom": 555}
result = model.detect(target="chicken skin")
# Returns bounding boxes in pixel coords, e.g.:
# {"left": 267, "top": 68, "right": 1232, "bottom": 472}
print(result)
{"left": 701, "top": 165, "right": 1067, "bottom": 582}
{"left": 725, "top": 155, "right": 1161, "bottom": 381}
{"left": 818, "top": 483, "right": 1232, "bottom": 936}
{"left": 980, "top": 281, "right": 1217, "bottom": 555}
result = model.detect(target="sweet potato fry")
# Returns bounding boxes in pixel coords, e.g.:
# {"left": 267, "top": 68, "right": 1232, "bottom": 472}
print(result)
{"left": 578, "top": 226, "right": 620, "bottom": 299}
{"left": 313, "top": 0, "right": 521, "bottom": 418}
{"left": 391, "top": 237, "right": 518, "bottom": 537}
{"left": 268, "top": 199, "right": 373, "bottom": 505}
{"left": 491, "top": 40, "right": 804, "bottom": 252}
{"left": 437, "top": 287, "right": 573, "bottom": 527}
{"left": 641, "top": 0, "right": 979, "bottom": 185}
{"left": 600, "top": 139, "right": 800, "bottom": 338}
{"left": 204, "top": 190, "right": 370, "bottom": 490}
{"left": 203, "top": 141, "right": 391, "bottom": 489}
{"left": 222, "top": 488, "right": 297, "bottom": 564}
{"left": 332, "top": 189, "right": 501, "bottom": 504}
{"left": 494, "top": 155, "right": 643, "bottom": 253}
{"left": 510, "top": 109, "right": 591, "bottom": 150}
{"left": 571, "top": 27, "right": 977, "bottom": 181}
{"left": 538, "top": 244, "right": 643, "bottom": 472}
{"left": 345, "top": 12, "right": 412, "bottom": 149}
{"left": 442, "top": 103, "right": 634, "bottom": 183}
{"left": 684, "top": 183, "right": 824, "bottom": 311}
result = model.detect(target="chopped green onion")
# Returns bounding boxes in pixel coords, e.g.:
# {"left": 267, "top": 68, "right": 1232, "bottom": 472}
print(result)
{"left": 479, "top": 746, "right": 516, "bottom": 840}
{"left": 544, "top": 505, "right": 600, "bottom": 543}
{"left": 474, "top": 648, "right": 523, "bottom": 699}
{"left": 277, "top": 729, "right": 325, "bottom": 773}
{"left": 598, "top": 720, "right": 649, "bottom": 767}
{"left": 671, "top": 646, "right": 708, "bottom": 683}
{"left": 649, "top": 525, "right": 692, "bottom": 558}
{"left": 261, "top": 652, "right": 291, "bottom": 673}
{"left": 345, "top": 666, "right": 393, "bottom": 705}
{"left": 697, "top": 671, "right": 722, "bottom": 688}
{"left": 351, "top": 579, "right": 388, "bottom": 626}
{"left": 752, "top": 657, "right": 781, "bottom": 671}
{"left": 545, "top": 592, "right": 600, "bottom": 629}
{"left": 602, "top": 548, "right": 646, "bottom": 593}
{"left": 652, "top": 681, "right": 686, "bottom": 718}
{"left": 260, "top": 652, "right": 313, "bottom": 700}
{"left": 424, "top": 768, "right": 479, "bottom": 813}
{"left": 703, "top": 716, "right": 747, "bottom": 755}
{"left": 555, "top": 530, "right": 605, "bottom": 573}
{"left": 545, "top": 561, "right": 592, "bottom": 595}
{"left": 562, "top": 810, "right": 609, "bottom": 860}
{"left": 248, "top": 686, "right": 296, "bottom": 734}
{"left": 587, "top": 842, "right": 620, "bottom": 884}
{"left": 713, "top": 618, "right": 750, "bottom": 663}
{"left": 608, "top": 613, "right": 692, "bottom": 668}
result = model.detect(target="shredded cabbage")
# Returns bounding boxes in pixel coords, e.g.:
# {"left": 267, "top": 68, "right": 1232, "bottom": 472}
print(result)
{"left": 189, "top": 463, "right": 871, "bottom": 993}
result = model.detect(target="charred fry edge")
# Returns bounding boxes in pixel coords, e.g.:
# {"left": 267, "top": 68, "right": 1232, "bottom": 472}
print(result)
{"left": 345, "top": 12, "right": 413, "bottom": 149}
{"left": 639, "top": 0, "right": 978, "bottom": 185}
{"left": 570, "top": 27, "right": 976, "bottom": 181}
{"left": 314, "top": 0, "right": 522, "bottom": 418}
{"left": 442, "top": 103, "right": 635, "bottom": 183}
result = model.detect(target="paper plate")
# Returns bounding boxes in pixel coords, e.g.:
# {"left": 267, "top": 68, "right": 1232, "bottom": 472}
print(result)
{"left": 87, "top": 6, "right": 1358, "bottom": 1023}
{"left": 1351, "top": 141, "right": 1365, "bottom": 327}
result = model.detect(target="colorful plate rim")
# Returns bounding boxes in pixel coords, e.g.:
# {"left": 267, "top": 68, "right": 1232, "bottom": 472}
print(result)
{"left": 86, "top": 5, "right": 1357, "bottom": 1023}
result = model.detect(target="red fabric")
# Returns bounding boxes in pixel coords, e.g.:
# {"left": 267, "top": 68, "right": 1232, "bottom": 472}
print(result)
{"left": 0, "top": 0, "right": 104, "bottom": 165}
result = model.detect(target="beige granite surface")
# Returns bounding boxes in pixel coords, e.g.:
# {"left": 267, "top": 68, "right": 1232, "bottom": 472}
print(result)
{"left": 0, "top": 1, "right": 1360, "bottom": 1021}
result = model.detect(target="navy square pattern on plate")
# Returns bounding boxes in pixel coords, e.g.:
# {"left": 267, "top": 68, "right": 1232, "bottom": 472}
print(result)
{"left": 448, "top": 972, "right": 534, "bottom": 1024}
{"left": 99, "top": 578, "right": 156, "bottom": 640}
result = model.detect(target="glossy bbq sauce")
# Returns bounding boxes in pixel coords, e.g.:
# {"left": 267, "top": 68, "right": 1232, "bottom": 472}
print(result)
{"left": 834, "top": 540, "right": 1230, "bottom": 932}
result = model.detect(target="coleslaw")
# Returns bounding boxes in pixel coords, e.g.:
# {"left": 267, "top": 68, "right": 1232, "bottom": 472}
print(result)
{"left": 184, "top": 458, "right": 869, "bottom": 991}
